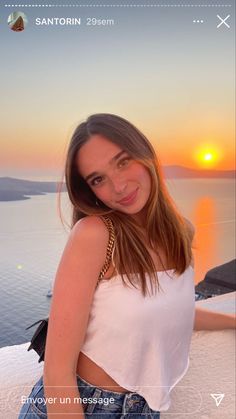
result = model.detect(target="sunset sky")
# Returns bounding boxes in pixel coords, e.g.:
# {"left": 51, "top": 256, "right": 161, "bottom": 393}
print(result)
{"left": 0, "top": 1, "right": 235, "bottom": 180}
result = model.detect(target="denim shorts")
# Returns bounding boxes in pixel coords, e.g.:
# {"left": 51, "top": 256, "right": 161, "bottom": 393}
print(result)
{"left": 18, "top": 374, "right": 161, "bottom": 418}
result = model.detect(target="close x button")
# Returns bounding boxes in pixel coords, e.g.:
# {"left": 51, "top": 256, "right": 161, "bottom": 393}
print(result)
{"left": 217, "top": 15, "right": 230, "bottom": 29}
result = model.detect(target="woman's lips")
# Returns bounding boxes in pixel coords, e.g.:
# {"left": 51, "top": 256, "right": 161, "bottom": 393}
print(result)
{"left": 117, "top": 188, "right": 139, "bottom": 205}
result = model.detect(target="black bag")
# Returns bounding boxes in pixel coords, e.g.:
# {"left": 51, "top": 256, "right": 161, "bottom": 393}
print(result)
{"left": 26, "top": 318, "right": 48, "bottom": 363}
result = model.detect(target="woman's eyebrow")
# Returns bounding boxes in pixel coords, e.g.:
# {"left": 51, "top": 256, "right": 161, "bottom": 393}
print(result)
{"left": 84, "top": 150, "right": 127, "bottom": 182}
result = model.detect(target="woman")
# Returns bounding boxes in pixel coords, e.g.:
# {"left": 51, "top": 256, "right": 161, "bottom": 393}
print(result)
{"left": 18, "top": 114, "right": 235, "bottom": 418}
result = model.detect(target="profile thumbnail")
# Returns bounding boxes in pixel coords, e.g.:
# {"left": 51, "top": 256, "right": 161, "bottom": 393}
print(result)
{"left": 8, "top": 11, "right": 28, "bottom": 32}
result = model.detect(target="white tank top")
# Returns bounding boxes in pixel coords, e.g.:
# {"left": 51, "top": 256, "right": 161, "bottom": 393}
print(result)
{"left": 80, "top": 265, "right": 195, "bottom": 411}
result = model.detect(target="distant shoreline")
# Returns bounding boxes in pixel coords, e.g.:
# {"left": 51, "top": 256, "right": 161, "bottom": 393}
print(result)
{"left": 0, "top": 190, "right": 68, "bottom": 202}
{"left": 0, "top": 169, "right": 235, "bottom": 202}
{"left": 0, "top": 177, "right": 67, "bottom": 202}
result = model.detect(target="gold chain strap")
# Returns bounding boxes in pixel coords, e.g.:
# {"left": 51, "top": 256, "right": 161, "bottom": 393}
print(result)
{"left": 97, "top": 215, "right": 115, "bottom": 285}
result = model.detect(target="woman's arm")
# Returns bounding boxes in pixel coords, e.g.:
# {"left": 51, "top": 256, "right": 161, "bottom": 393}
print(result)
{"left": 43, "top": 216, "right": 110, "bottom": 418}
{"left": 194, "top": 305, "right": 236, "bottom": 331}
{"left": 183, "top": 218, "right": 235, "bottom": 331}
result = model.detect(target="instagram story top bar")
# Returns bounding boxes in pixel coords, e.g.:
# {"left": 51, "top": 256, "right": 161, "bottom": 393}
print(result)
{"left": 3, "top": 4, "right": 233, "bottom": 8}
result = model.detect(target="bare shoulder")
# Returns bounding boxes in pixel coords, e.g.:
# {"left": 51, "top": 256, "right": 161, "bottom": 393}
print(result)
{"left": 71, "top": 215, "right": 110, "bottom": 246}
{"left": 54, "top": 215, "right": 111, "bottom": 287}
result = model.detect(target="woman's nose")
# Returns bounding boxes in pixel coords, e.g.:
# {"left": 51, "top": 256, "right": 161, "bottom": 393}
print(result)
{"left": 111, "top": 174, "right": 127, "bottom": 194}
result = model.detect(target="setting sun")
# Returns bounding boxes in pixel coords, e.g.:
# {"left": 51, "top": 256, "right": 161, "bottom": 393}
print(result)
{"left": 199, "top": 149, "right": 218, "bottom": 167}
{"left": 203, "top": 152, "right": 213, "bottom": 161}
{"left": 194, "top": 145, "right": 221, "bottom": 168}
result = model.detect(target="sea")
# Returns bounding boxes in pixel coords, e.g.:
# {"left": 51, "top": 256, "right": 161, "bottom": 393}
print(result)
{"left": 0, "top": 178, "right": 235, "bottom": 348}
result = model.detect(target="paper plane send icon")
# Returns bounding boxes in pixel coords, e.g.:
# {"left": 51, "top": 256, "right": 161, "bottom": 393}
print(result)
{"left": 210, "top": 393, "right": 225, "bottom": 407}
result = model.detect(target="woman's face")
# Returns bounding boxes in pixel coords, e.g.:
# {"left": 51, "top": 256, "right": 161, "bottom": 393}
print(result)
{"left": 76, "top": 134, "right": 152, "bottom": 223}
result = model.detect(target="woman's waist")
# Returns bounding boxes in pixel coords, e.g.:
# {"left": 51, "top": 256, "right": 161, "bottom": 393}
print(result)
{"left": 76, "top": 351, "right": 130, "bottom": 394}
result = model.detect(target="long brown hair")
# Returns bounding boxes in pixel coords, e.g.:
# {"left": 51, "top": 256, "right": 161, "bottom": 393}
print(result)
{"left": 59, "top": 113, "right": 194, "bottom": 297}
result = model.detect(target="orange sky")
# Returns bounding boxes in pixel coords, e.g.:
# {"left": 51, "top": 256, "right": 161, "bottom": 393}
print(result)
{"left": 1, "top": 3, "right": 234, "bottom": 175}
{"left": 1, "top": 125, "right": 234, "bottom": 173}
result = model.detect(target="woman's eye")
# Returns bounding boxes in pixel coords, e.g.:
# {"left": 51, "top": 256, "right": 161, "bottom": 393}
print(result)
{"left": 90, "top": 176, "right": 103, "bottom": 186}
{"left": 118, "top": 157, "right": 130, "bottom": 168}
